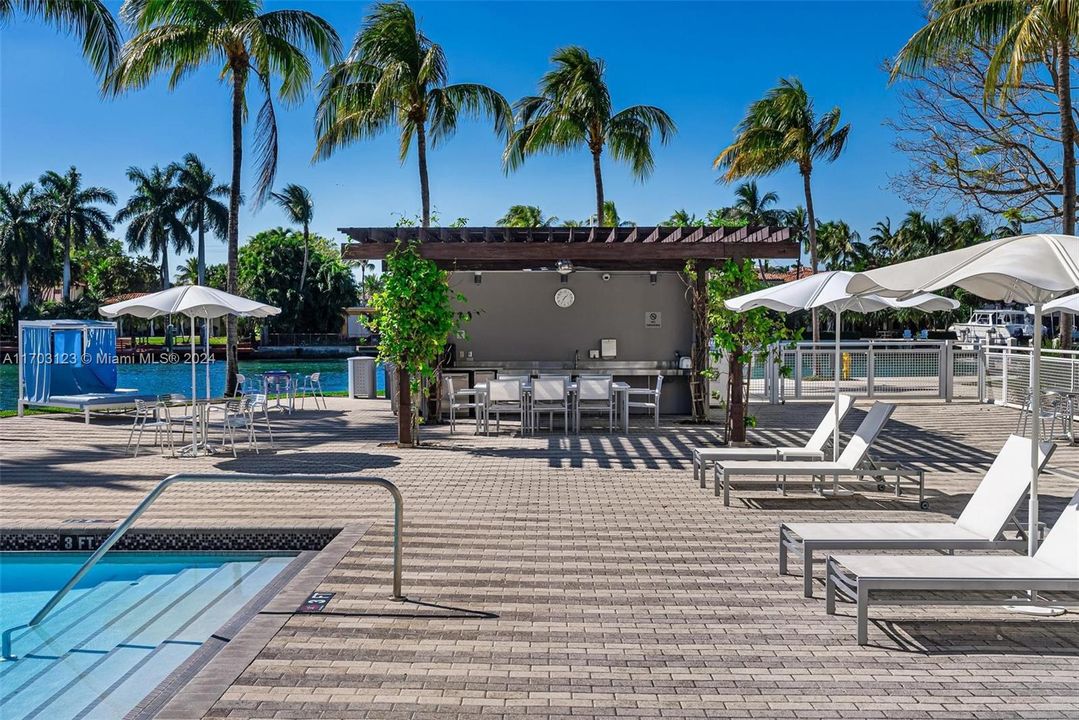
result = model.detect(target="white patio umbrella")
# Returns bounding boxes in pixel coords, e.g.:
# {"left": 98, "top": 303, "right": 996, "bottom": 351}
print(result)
{"left": 1029, "top": 290, "right": 1079, "bottom": 317}
{"left": 725, "top": 270, "right": 959, "bottom": 479}
{"left": 846, "top": 234, "right": 1079, "bottom": 559}
{"left": 99, "top": 285, "right": 280, "bottom": 406}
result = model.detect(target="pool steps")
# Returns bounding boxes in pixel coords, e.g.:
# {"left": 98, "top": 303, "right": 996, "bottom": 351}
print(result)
{"left": 1, "top": 555, "right": 294, "bottom": 720}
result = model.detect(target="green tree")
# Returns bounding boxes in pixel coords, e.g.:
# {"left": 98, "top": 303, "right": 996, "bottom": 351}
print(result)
{"left": 270, "top": 183, "right": 315, "bottom": 290}
{"left": 75, "top": 239, "right": 160, "bottom": 300}
{"left": 0, "top": 0, "right": 121, "bottom": 79}
{"left": 172, "top": 153, "right": 228, "bottom": 287}
{"left": 369, "top": 241, "right": 465, "bottom": 446}
{"left": 497, "top": 205, "right": 558, "bottom": 227}
{"left": 715, "top": 77, "right": 850, "bottom": 345}
{"left": 587, "top": 200, "right": 634, "bottom": 227}
{"left": 238, "top": 228, "right": 358, "bottom": 334}
{"left": 729, "top": 181, "right": 782, "bottom": 225}
{"left": 176, "top": 256, "right": 227, "bottom": 289}
{"left": 110, "top": 0, "right": 341, "bottom": 394}
{"left": 505, "top": 46, "right": 676, "bottom": 227}
{"left": 0, "top": 182, "right": 48, "bottom": 309}
{"left": 816, "top": 220, "right": 869, "bottom": 270}
{"left": 114, "top": 165, "right": 191, "bottom": 290}
{"left": 37, "top": 166, "right": 116, "bottom": 302}
{"left": 316, "top": 1, "right": 511, "bottom": 228}
{"left": 665, "top": 209, "right": 703, "bottom": 227}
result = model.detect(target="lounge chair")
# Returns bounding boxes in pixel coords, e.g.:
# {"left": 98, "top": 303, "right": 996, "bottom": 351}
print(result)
{"left": 780, "top": 435, "right": 1055, "bottom": 597}
{"left": 713, "top": 402, "right": 923, "bottom": 507}
{"left": 691, "top": 394, "right": 855, "bottom": 488}
{"left": 826, "top": 488, "right": 1079, "bottom": 645}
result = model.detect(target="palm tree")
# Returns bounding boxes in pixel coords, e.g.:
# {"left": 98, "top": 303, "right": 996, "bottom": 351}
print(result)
{"left": 316, "top": 1, "right": 511, "bottom": 229}
{"left": 171, "top": 153, "right": 228, "bottom": 287}
{"left": 0, "top": 0, "right": 121, "bottom": 79}
{"left": 783, "top": 205, "right": 809, "bottom": 278}
{"left": 587, "top": 200, "right": 634, "bottom": 227}
{"left": 0, "top": 182, "right": 48, "bottom": 308}
{"left": 665, "top": 209, "right": 702, "bottom": 227}
{"left": 270, "top": 183, "right": 315, "bottom": 290}
{"left": 505, "top": 46, "right": 676, "bottom": 226}
{"left": 715, "top": 77, "right": 850, "bottom": 344}
{"left": 114, "top": 165, "right": 192, "bottom": 290}
{"left": 351, "top": 259, "right": 376, "bottom": 302}
{"left": 110, "top": 0, "right": 341, "bottom": 394}
{"left": 497, "top": 205, "right": 558, "bottom": 227}
{"left": 816, "top": 220, "right": 869, "bottom": 270}
{"left": 37, "top": 166, "right": 115, "bottom": 302}
{"left": 730, "top": 181, "right": 782, "bottom": 225}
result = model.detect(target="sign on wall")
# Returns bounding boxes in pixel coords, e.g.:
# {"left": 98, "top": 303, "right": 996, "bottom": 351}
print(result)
{"left": 645, "top": 311, "right": 662, "bottom": 328}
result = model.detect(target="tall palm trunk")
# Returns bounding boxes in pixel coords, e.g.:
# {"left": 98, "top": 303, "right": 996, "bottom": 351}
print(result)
{"left": 20, "top": 270, "right": 30, "bottom": 309}
{"left": 62, "top": 225, "right": 72, "bottom": 303}
{"left": 417, "top": 121, "right": 431, "bottom": 228}
{"left": 196, "top": 215, "right": 206, "bottom": 286}
{"left": 801, "top": 167, "right": 821, "bottom": 347}
{"left": 225, "top": 65, "right": 244, "bottom": 397}
{"left": 161, "top": 243, "right": 169, "bottom": 290}
{"left": 592, "top": 148, "right": 604, "bottom": 227}
{"left": 398, "top": 121, "right": 431, "bottom": 445}
{"left": 1058, "top": 39, "right": 1075, "bottom": 349}
{"left": 299, "top": 223, "right": 309, "bottom": 291}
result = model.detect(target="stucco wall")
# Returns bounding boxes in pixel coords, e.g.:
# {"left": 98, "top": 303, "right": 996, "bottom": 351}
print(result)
{"left": 449, "top": 270, "right": 692, "bottom": 363}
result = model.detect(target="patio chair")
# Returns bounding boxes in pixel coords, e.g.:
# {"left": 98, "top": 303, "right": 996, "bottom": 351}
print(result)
{"left": 126, "top": 399, "right": 175, "bottom": 458}
{"left": 166, "top": 393, "right": 198, "bottom": 443}
{"left": 713, "top": 402, "right": 923, "bottom": 507}
{"left": 486, "top": 378, "right": 525, "bottom": 435}
{"left": 444, "top": 375, "right": 482, "bottom": 434}
{"left": 1017, "top": 390, "right": 1074, "bottom": 443}
{"left": 693, "top": 394, "right": 856, "bottom": 487}
{"left": 825, "top": 488, "right": 1079, "bottom": 645}
{"left": 218, "top": 397, "right": 246, "bottom": 457}
{"left": 626, "top": 375, "right": 664, "bottom": 429}
{"left": 576, "top": 376, "right": 614, "bottom": 434}
{"left": 780, "top": 435, "right": 1055, "bottom": 597}
{"left": 298, "top": 372, "right": 326, "bottom": 410}
{"left": 532, "top": 376, "right": 570, "bottom": 435}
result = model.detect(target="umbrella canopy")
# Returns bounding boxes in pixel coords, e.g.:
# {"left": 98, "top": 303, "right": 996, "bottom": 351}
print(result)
{"left": 724, "top": 271, "right": 958, "bottom": 469}
{"left": 99, "top": 285, "right": 280, "bottom": 426}
{"left": 1028, "top": 291, "right": 1079, "bottom": 316}
{"left": 99, "top": 285, "right": 280, "bottom": 320}
{"left": 845, "top": 235, "right": 1079, "bottom": 559}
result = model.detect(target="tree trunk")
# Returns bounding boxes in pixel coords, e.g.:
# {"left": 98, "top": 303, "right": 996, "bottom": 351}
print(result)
{"left": 1058, "top": 40, "right": 1075, "bottom": 349}
{"left": 802, "top": 167, "right": 820, "bottom": 347}
{"left": 299, "top": 224, "right": 309, "bottom": 291}
{"left": 20, "top": 271, "right": 30, "bottom": 309}
{"left": 397, "top": 356, "right": 413, "bottom": 447}
{"left": 225, "top": 66, "right": 244, "bottom": 397}
{"left": 197, "top": 215, "right": 206, "bottom": 286}
{"left": 62, "top": 233, "right": 71, "bottom": 303}
{"left": 592, "top": 149, "right": 604, "bottom": 227}
{"left": 727, "top": 339, "right": 746, "bottom": 444}
{"left": 417, "top": 123, "right": 431, "bottom": 228}
{"left": 161, "top": 245, "right": 169, "bottom": 290}
{"left": 689, "top": 264, "right": 711, "bottom": 422}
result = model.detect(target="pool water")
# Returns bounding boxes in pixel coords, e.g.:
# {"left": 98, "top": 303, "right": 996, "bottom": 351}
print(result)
{"left": 0, "top": 359, "right": 387, "bottom": 411}
{"left": 0, "top": 551, "right": 296, "bottom": 719}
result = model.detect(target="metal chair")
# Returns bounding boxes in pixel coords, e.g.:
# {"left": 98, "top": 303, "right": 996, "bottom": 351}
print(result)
{"left": 575, "top": 376, "right": 614, "bottom": 434}
{"left": 485, "top": 378, "right": 525, "bottom": 435}
{"left": 127, "top": 399, "right": 175, "bottom": 457}
{"left": 298, "top": 371, "right": 326, "bottom": 410}
{"left": 1017, "top": 390, "right": 1074, "bottom": 442}
{"left": 532, "top": 376, "right": 570, "bottom": 434}
{"left": 444, "top": 375, "right": 482, "bottom": 434}
{"left": 626, "top": 374, "right": 664, "bottom": 429}
{"left": 167, "top": 393, "right": 198, "bottom": 442}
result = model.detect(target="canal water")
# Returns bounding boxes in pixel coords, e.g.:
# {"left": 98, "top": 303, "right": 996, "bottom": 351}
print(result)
{"left": 0, "top": 359, "right": 386, "bottom": 412}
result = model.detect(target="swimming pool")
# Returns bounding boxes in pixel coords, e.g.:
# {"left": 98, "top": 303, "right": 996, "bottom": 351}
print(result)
{"left": 0, "top": 551, "right": 296, "bottom": 719}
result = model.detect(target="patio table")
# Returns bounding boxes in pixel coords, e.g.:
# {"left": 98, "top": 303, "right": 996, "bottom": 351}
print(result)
{"left": 261, "top": 370, "right": 296, "bottom": 413}
{"left": 156, "top": 395, "right": 231, "bottom": 457}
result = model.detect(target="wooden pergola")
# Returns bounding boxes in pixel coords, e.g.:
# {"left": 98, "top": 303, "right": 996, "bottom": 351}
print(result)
{"left": 340, "top": 225, "right": 797, "bottom": 422}
{"left": 339, "top": 225, "right": 797, "bottom": 270}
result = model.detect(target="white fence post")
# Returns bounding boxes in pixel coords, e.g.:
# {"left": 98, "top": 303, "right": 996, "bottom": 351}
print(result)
{"left": 1001, "top": 342, "right": 1010, "bottom": 405}
{"left": 943, "top": 339, "right": 954, "bottom": 402}
{"left": 794, "top": 347, "right": 803, "bottom": 400}
{"left": 976, "top": 339, "right": 987, "bottom": 402}
{"left": 866, "top": 342, "right": 876, "bottom": 398}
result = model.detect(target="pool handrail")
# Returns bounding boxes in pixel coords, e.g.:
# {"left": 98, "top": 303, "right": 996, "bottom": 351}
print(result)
{"left": 29, "top": 472, "right": 405, "bottom": 627}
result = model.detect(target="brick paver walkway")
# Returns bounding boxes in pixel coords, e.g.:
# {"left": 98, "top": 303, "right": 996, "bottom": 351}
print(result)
{"left": 2, "top": 398, "right": 1078, "bottom": 719}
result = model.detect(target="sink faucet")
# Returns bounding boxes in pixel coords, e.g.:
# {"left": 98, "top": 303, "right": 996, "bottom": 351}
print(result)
{"left": 573, "top": 349, "right": 579, "bottom": 370}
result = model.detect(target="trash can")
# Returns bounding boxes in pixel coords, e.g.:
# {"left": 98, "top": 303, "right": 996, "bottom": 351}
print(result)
{"left": 347, "top": 356, "right": 378, "bottom": 399}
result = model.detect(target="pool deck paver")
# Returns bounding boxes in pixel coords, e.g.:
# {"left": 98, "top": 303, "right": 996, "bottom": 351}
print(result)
{"left": 2, "top": 397, "right": 1078, "bottom": 719}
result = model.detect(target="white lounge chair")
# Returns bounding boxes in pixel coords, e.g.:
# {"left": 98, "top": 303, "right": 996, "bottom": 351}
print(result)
{"left": 780, "top": 435, "right": 1055, "bottom": 597}
{"left": 713, "top": 402, "right": 923, "bottom": 507}
{"left": 692, "top": 394, "right": 855, "bottom": 488}
{"left": 826, "top": 488, "right": 1079, "bottom": 645}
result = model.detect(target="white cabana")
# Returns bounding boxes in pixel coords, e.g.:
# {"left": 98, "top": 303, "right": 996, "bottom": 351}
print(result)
{"left": 725, "top": 270, "right": 958, "bottom": 481}
{"left": 846, "top": 234, "right": 1079, "bottom": 560}
{"left": 100, "top": 285, "right": 280, "bottom": 421}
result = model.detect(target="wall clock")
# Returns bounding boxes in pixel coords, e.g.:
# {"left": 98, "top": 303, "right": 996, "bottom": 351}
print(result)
{"left": 554, "top": 288, "right": 575, "bottom": 308}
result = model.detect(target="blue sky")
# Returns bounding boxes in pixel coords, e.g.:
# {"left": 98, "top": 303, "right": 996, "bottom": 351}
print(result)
{"left": 2, "top": 1, "right": 929, "bottom": 270}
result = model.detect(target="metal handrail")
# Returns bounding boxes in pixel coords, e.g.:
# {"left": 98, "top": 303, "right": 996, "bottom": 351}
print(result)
{"left": 29, "top": 473, "right": 405, "bottom": 627}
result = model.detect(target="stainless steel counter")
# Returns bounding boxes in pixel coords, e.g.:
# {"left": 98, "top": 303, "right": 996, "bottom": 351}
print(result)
{"left": 452, "top": 360, "right": 688, "bottom": 376}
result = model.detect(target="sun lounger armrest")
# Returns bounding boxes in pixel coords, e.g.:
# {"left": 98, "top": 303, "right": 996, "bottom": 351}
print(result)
{"left": 777, "top": 449, "right": 825, "bottom": 461}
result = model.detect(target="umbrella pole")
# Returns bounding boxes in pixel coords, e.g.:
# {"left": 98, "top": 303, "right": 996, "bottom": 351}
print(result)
{"left": 205, "top": 313, "right": 210, "bottom": 401}
{"left": 1028, "top": 303, "right": 1042, "bottom": 557}
{"left": 833, "top": 308, "right": 842, "bottom": 462}
{"left": 190, "top": 315, "right": 198, "bottom": 458}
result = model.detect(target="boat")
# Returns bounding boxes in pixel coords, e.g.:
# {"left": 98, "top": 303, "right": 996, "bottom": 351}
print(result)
{"left": 948, "top": 308, "right": 1038, "bottom": 346}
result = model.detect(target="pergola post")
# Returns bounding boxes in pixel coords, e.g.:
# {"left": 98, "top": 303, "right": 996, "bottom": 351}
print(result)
{"left": 689, "top": 261, "right": 712, "bottom": 423}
